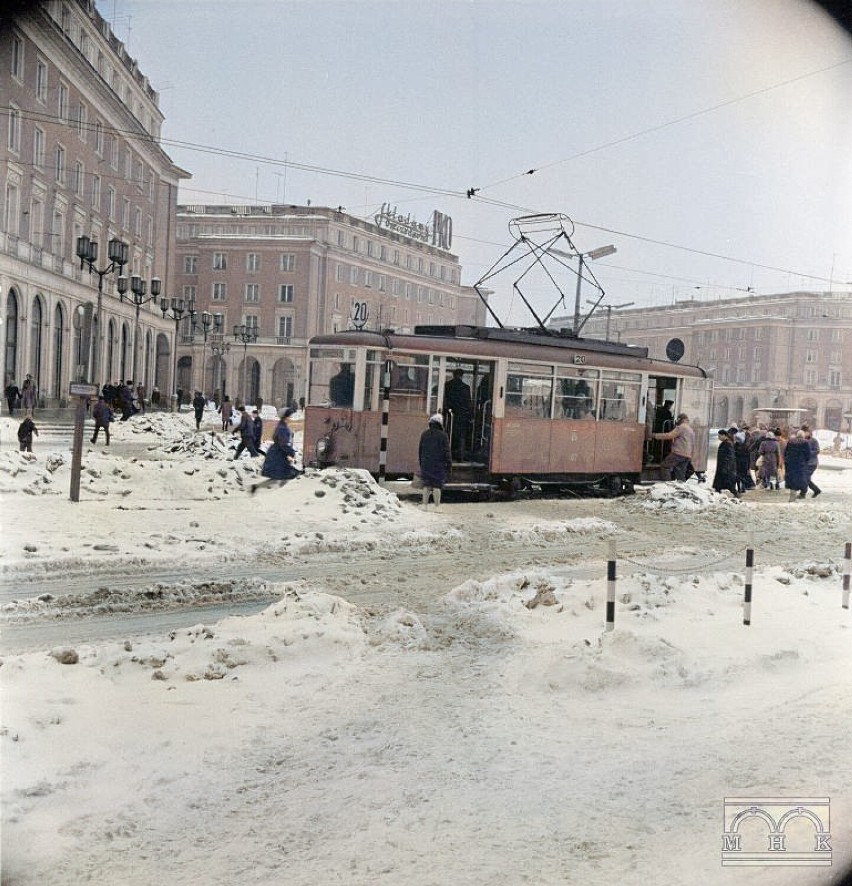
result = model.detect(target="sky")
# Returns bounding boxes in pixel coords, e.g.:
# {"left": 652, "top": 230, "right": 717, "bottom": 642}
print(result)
{"left": 104, "top": 0, "right": 852, "bottom": 324}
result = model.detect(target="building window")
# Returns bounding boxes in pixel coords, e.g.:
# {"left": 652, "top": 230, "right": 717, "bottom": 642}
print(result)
{"left": 806, "top": 328, "right": 819, "bottom": 341}
{"left": 353, "top": 236, "right": 360, "bottom": 253}
{"left": 213, "top": 252, "right": 227, "bottom": 270}
{"left": 246, "top": 252, "right": 260, "bottom": 272}
{"left": 336, "top": 263, "right": 346, "bottom": 282}
{"left": 11, "top": 35, "right": 24, "bottom": 80}
{"left": 122, "top": 197, "right": 130, "bottom": 229}
{"left": 109, "top": 135, "right": 118, "bottom": 169}
{"left": 4, "top": 183, "right": 19, "bottom": 236}
{"left": 183, "top": 255, "right": 197, "bottom": 274}
{"left": 7, "top": 105, "right": 21, "bottom": 153}
{"left": 367, "top": 241, "right": 374, "bottom": 257}
{"left": 36, "top": 60, "right": 48, "bottom": 103}
{"left": 134, "top": 208, "right": 142, "bottom": 237}
{"left": 245, "top": 283, "right": 260, "bottom": 302}
{"left": 58, "top": 82, "right": 69, "bottom": 123}
{"left": 91, "top": 175, "right": 100, "bottom": 210}
{"left": 278, "top": 316, "right": 293, "bottom": 340}
{"left": 278, "top": 284, "right": 294, "bottom": 303}
{"left": 94, "top": 120, "right": 103, "bottom": 156}
{"left": 33, "top": 127, "right": 45, "bottom": 168}
{"left": 182, "top": 285, "right": 197, "bottom": 301}
{"left": 76, "top": 103, "right": 87, "bottom": 140}
{"left": 829, "top": 370, "right": 841, "bottom": 388}
{"left": 280, "top": 253, "right": 295, "bottom": 272}
{"left": 244, "top": 315, "right": 259, "bottom": 333}
{"left": 74, "top": 161, "right": 84, "bottom": 195}
{"left": 212, "top": 282, "right": 227, "bottom": 301}
{"left": 805, "top": 349, "right": 816, "bottom": 363}
{"left": 804, "top": 369, "right": 816, "bottom": 385}
{"left": 55, "top": 144, "right": 66, "bottom": 184}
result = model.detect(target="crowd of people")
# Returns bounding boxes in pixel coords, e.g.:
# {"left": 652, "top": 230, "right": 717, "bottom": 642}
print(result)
{"left": 711, "top": 422, "right": 822, "bottom": 501}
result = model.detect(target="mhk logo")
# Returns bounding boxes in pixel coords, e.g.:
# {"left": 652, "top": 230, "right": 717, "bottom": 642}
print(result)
{"left": 722, "top": 797, "right": 831, "bottom": 866}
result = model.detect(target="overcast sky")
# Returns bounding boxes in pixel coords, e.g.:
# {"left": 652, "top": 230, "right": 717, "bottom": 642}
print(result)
{"left": 106, "top": 0, "right": 852, "bottom": 324}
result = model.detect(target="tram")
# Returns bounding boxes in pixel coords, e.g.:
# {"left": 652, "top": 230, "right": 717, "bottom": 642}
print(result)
{"left": 302, "top": 324, "right": 712, "bottom": 496}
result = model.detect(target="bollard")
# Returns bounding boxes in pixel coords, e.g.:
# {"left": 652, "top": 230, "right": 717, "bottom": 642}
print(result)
{"left": 843, "top": 542, "right": 851, "bottom": 610}
{"left": 743, "top": 534, "right": 754, "bottom": 626}
{"left": 606, "top": 539, "right": 616, "bottom": 632}
{"left": 378, "top": 363, "right": 391, "bottom": 486}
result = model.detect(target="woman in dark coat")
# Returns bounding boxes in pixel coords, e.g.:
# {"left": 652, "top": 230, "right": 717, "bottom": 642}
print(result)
{"left": 733, "top": 430, "right": 754, "bottom": 491}
{"left": 418, "top": 413, "right": 452, "bottom": 508}
{"left": 712, "top": 429, "right": 738, "bottom": 496}
{"left": 251, "top": 407, "right": 299, "bottom": 493}
{"left": 757, "top": 431, "right": 780, "bottom": 489}
{"left": 783, "top": 431, "right": 810, "bottom": 502}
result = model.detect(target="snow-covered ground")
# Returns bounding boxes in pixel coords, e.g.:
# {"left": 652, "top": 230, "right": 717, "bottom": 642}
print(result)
{"left": 1, "top": 409, "right": 850, "bottom": 885}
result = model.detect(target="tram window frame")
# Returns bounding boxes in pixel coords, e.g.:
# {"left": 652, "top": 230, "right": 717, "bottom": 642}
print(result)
{"left": 556, "top": 366, "right": 599, "bottom": 420}
{"left": 388, "top": 354, "right": 430, "bottom": 414}
{"left": 599, "top": 370, "right": 642, "bottom": 422}
{"left": 308, "top": 346, "right": 359, "bottom": 408}
{"left": 505, "top": 362, "right": 554, "bottom": 419}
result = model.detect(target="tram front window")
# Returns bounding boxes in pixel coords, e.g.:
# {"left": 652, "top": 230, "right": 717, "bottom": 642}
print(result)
{"left": 308, "top": 347, "right": 358, "bottom": 407}
{"left": 506, "top": 363, "right": 553, "bottom": 419}
{"left": 599, "top": 371, "right": 642, "bottom": 422}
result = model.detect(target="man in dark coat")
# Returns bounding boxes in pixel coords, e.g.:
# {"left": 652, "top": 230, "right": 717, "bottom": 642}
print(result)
{"left": 329, "top": 363, "right": 355, "bottom": 407}
{"left": 232, "top": 405, "right": 259, "bottom": 459}
{"left": 801, "top": 424, "right": 822, "bottom": 497}
{"left": 192, "top": 391, "right": 205, "bottom": 430}
{"left": 5, "top": 379, "right": 20, "bottom": 416}
{"left": 91, "top": 395, "right": 113, "bottom": 445}
{"left": 17, "top": 416, "right": 38, "bottom": 452}
{"left": 252, "top": 409, "right": 263, "bottom": 453}
{"left": 418, "top": 413, "right": 452, "bottom": 508}
{"left": 712, "top": 429, "right": 738, "bottom": 496}
{"left": 784, "top": 431, "right": 810, "bottom": 501}
{"left": 443, "top": 368, "right": 472, "bottom": 461}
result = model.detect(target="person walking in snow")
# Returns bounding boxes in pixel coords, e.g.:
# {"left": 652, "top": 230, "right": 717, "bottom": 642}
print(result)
{"left": 232, "top": 405, "right": 259, "bottom": 459}
{"left": 251, "top": 407, "right": 300, "bottom": 493}
{"left": 784, "top": 430, "right": 810, "bottom": 501}
{"left": 192, "top": 391, "right": 206, "bottom": 430}
{"left": 801, "top": 424, "right": 822, "bottom": 498}
{"left": 90, "top": 394, "right": 113, "bottom": 446}
{"left": 652, "top": 413, "right": 695, "bottom": 481}
{"left": 418, "top": 413, "right": 452, "bottom": 509}
{"left": 219, "top": 396, "right": 233, "bottom": 433}
{"left": 17, "top": 415, "right": 38, "bottom": 452}
{"left": 712, "top": 428, "right": 738, "bottom": 496}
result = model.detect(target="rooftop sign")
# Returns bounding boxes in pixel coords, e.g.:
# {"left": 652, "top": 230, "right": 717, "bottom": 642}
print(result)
{"left": 374, "top": 203, "right": 453, "bottom": 251}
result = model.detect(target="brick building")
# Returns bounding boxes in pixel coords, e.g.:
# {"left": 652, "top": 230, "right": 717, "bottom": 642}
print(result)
{"left": 173, "top": 203, "right": 486, "bottom": 408}
{"left": 1, "top": 0, "right": 187, "bottom": 405}
{"left": 554, "top": 291, "right": 852, "bottom": 430}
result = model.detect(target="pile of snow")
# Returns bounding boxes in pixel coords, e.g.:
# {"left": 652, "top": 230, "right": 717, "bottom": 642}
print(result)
{"left": 637, "top": 481, "right": 740, "bottom": 511}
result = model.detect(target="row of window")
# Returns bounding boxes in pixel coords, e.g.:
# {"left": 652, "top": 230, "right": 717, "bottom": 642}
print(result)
{"left": 337, "top": 231, "right": 456, "bottom": 282}
{"left": 182, "top": 283, "right": 295, "bottom": 303}
{"left": 715, "top": 367, "right": 843, "bottom": 387}
{"left": 182, "top": 253, "right": 296, "bottom": 273}
{"left": 696, "top": 347, "right": 844, "bottom": 364}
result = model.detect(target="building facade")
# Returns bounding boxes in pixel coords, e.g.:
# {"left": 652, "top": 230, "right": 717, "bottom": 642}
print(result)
{"left": 1, "top": 0, "right": 187, "bottom": 406}
{"left": 173, "top": 203, "right": 485, "bottom": 408}
{"left": 554, "top": 291, "right": 852, "bottom": 430}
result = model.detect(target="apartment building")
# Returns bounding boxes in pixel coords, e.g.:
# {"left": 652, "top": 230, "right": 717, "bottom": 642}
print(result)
{"left": 554, "top": 291, "right": 852, "bottom": 430}
{"left": 173, "top": 203, "right": 486, "bottom": 407}
{"left": 1, "top": 0, "right": 187, "bottom": 404}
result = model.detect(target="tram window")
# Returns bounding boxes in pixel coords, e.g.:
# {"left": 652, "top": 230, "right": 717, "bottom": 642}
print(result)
{"left": 599, "top": 371, "right": 641, "bottom": 422}
{"left": 557, "top": 367, "right": 598, "bottom": 420}
{"left": 363, "top": 349, "right": 385, "bottom": 412}
{"left": 308, "top": 347, "right": 358, "bottom": 407}
{"left": 506, "top": 362, "right": 553, "bottom": 419}
{"left": 389, "top": 355, "right": 429, "bottom": 414}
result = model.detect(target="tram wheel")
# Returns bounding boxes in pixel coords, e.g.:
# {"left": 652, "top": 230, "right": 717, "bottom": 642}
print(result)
{"left": 607, "top": 475, "right": 623, "bottom": 497}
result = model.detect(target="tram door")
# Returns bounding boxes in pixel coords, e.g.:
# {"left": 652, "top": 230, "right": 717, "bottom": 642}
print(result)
{"left": 645, "top": 375, "right": 679, "bottom": 465}
{"left": 428, "top": 358, "right": 496, "bottom": 464}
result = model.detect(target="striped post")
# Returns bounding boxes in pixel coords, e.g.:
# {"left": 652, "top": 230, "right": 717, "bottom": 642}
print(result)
{"left": 378, "top": 361, "right": 391, "bottom": 486}
{"left": 606, "top": 539, "right": 616, "bottom": 632}
{"left": 842, "top": 542, "right": 851, "bottom": 610}
{"left": 743, "top": 534, "right": 754, "bottom": 626}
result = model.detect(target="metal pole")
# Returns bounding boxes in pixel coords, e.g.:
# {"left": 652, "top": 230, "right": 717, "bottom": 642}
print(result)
{"left": 572, "top": 254, "right": 585, "bottom": 335}
{"left": 606, "top": 538, "right": 616, "bottom": 631}
{"left": 604, "top": 306, "right": 612, "bottom": 342}
{"left": 743, "top": 533, "right": 755, "bottom": 626}
{"left": 172, "top": 318, "right": 179, "bottom": 411}
{"left": 842, "top": 541, "right": 851, "bottom": 610}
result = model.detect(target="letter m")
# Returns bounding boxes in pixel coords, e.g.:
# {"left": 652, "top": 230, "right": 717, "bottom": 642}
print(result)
{"left": 722, "top": 834, "right": 741, "bottom": 851}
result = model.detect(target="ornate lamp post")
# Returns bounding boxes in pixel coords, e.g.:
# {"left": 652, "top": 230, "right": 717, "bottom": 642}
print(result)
{"left": 233, "top": 323, "right": 258, "bottom": 406}
{"left": 119, "top": 273, "right": 162, "bottom": 387}
{"left": 210, "top": 333, "right": 231, "bottom": 403}
{"left": 190, "top": 310, "right": 223, "bottom": 397}
{"left": 160, "top": 295, "right": 193, "bottom": 410}
{"left": 75, "top": 235, "right": 129, "bottom": 384}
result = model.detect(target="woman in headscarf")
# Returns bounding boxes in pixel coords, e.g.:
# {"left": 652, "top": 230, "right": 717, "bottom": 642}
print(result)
{"left": 757, "top": 431, "right": 780, "bottom": 490}
{"left": 250, "top": 407, "right": 300, "bottom": 494}
{"left": 418, "top": 413, "right": 452, "bottom": 509}
{"left": 712, "top": 429, "right": 738, "bottom": 497}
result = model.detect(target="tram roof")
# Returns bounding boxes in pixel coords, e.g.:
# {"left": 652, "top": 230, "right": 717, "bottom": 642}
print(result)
{"left": 309, "top": 326, "right": 707, "bottom": 377}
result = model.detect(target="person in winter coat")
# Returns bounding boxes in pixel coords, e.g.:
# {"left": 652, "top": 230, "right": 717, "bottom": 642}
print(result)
{"left": 733, "top": 428, "right": 754, "bottom": 492}
{"left": 784, "top": 431, "right": 811, "bottom": 501}
{"left": 21, "top": 378, "right": 36, "bottom": 416}
{"left": 232, "top": 405, "right": 259, "bottom": 459}
{"left": 192, "top": 391, "right": 206, "bottom": 430}
{"left": 757, "top": 431, "right": 780, "bottom": 489}
{"left": 252, "top": 409, "right": 263, "bottom": 453}
{"left": 418, "top": 413, "right": 452, "bottom": 508}
{"left": 17, "top": 416, "right": 38, "bottom": 452}
{"left": 5, "top": 379, "right": 21, "bottom": 415}
{"left": 219, "top": 396, "right": 233, "bottom": 432}
{"left": 652, "top": 413, "right": 695, "bottom": 481}
{"left": 801, "top": 424, "right": 822, "bottom": 497}
{"left": 251, "top": 407, "right": 300, "bottom": 493}
{"left": 712, "top": 429, "right": 738, "bottom": 496}
{"left": 90, "top": 394, "right": 113, "bottom": 445}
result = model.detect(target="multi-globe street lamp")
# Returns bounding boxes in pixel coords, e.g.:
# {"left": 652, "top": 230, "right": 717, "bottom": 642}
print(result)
{"left": 233, "top": 324, "right": 258, "bottom": 406}
{"left": 160, "top": 295, "right": 193, "bottom": 410}
{"left": 187, "top": 309, "right": 222, "bottom": 398}
{"left": 209, "top": 333, "right": 231, "bottom": 403}
{"left": 75, "top": 235, "right": 129, "bottom": 384}
{"left": 119, "top": 273, "right": 161, "bottom": 387}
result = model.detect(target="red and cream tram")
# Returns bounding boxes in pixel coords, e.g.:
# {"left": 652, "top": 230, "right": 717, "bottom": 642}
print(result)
{"left": 303, "top": 325, "right": 712, "bottom": 495}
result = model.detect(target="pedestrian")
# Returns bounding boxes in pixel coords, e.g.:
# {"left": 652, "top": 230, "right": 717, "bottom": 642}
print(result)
{"left": 733, "top": 427, "right": 754, "bottom": 492}
{"left": 712, "top": 428, "right": 738, "bottom": 496}
{"left": 418, "top": 413, "right": 452, "bottom": 509}
{"left": 136, "top": 383, "right": 146, "bottom": 414}
{"left": 90, "top": 394, "right": 113, "bottom": 445}
{"left": 232, "top": 405, "right": 259, "bottom": 459}
{"left": 801, "top": 424, "right": 821, "bottom": 497}
{"left": 151, "top": 386, "right": 161, "bottom": 408}
{"left": 251, "top": 407, "right": 300, "bottom": 493}
{"left": 4, "top": 378, "right": 21, "bottom": 415}
{"left": 784, "top": 430, "right": 811, "bottom": 502}
{"left": 20, "top": 378, "right": 36, "bottom": 417}
{"left": 252, "top": 409, "right": 264, "bottom": 453}
{"left": 652, "top": 413, "right": 695, "bottom": 481}
{"left": 219, "top": 396, "right": 233, "bottom": 432}
{"left": 757, "top": 431, "right": 781, "bottom": 490}
{"left": 17, "top": 415, "right": 38, "bottom": 452}
{"left": 329, "top": 362, "right": 355, "bottom": 407}
{"left": 443, "top": 368, "right": 472, "bottom": 461}
{"left": 192, "top": 391, "right": 205, "bottom": 430}
{"left": 118, "top": 381, "right": 134, "bottom": 421}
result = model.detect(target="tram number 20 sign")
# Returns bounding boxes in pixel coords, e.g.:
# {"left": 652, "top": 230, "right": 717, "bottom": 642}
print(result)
{"left": 350, "top": 301, "right": 369, "bottom": 330}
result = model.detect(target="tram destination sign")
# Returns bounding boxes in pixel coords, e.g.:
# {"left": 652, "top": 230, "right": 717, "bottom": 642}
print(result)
{"left": 374, "top": 203, "right": 453, "bottom": 251}
{"left": 69, "top": 382, "right": 99, "bottom": 397}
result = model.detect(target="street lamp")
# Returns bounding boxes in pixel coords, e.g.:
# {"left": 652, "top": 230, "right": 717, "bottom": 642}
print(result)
{"left": 233, "top": 324, "right": 258, "bottom": 406}
{"left": 75, "top": 235, "right": 129, "bottom": 384}
{"left": 210, "top": 333, "right": 231, "bottom": 403}
{"left": 189, "top": 311, "right": 223, "bottom": 398}
{"left": 572, "top": 244, "right": 617, "bottom": 335}
{"left": 119, "top": 273, "right": 161, "bottom": 387}
{"left": 160, "top": 295, "right": 193, "bottom": 410}
{"left": 587, "top": 298, "right": 635, "bottom": 341}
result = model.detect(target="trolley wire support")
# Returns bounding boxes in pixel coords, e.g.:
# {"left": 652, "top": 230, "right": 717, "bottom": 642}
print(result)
{"left": 843, "top": 542, "right": 851, "bottom": 610}
{"left": 743, "top": 533, "right": 755, "bottom": 626}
